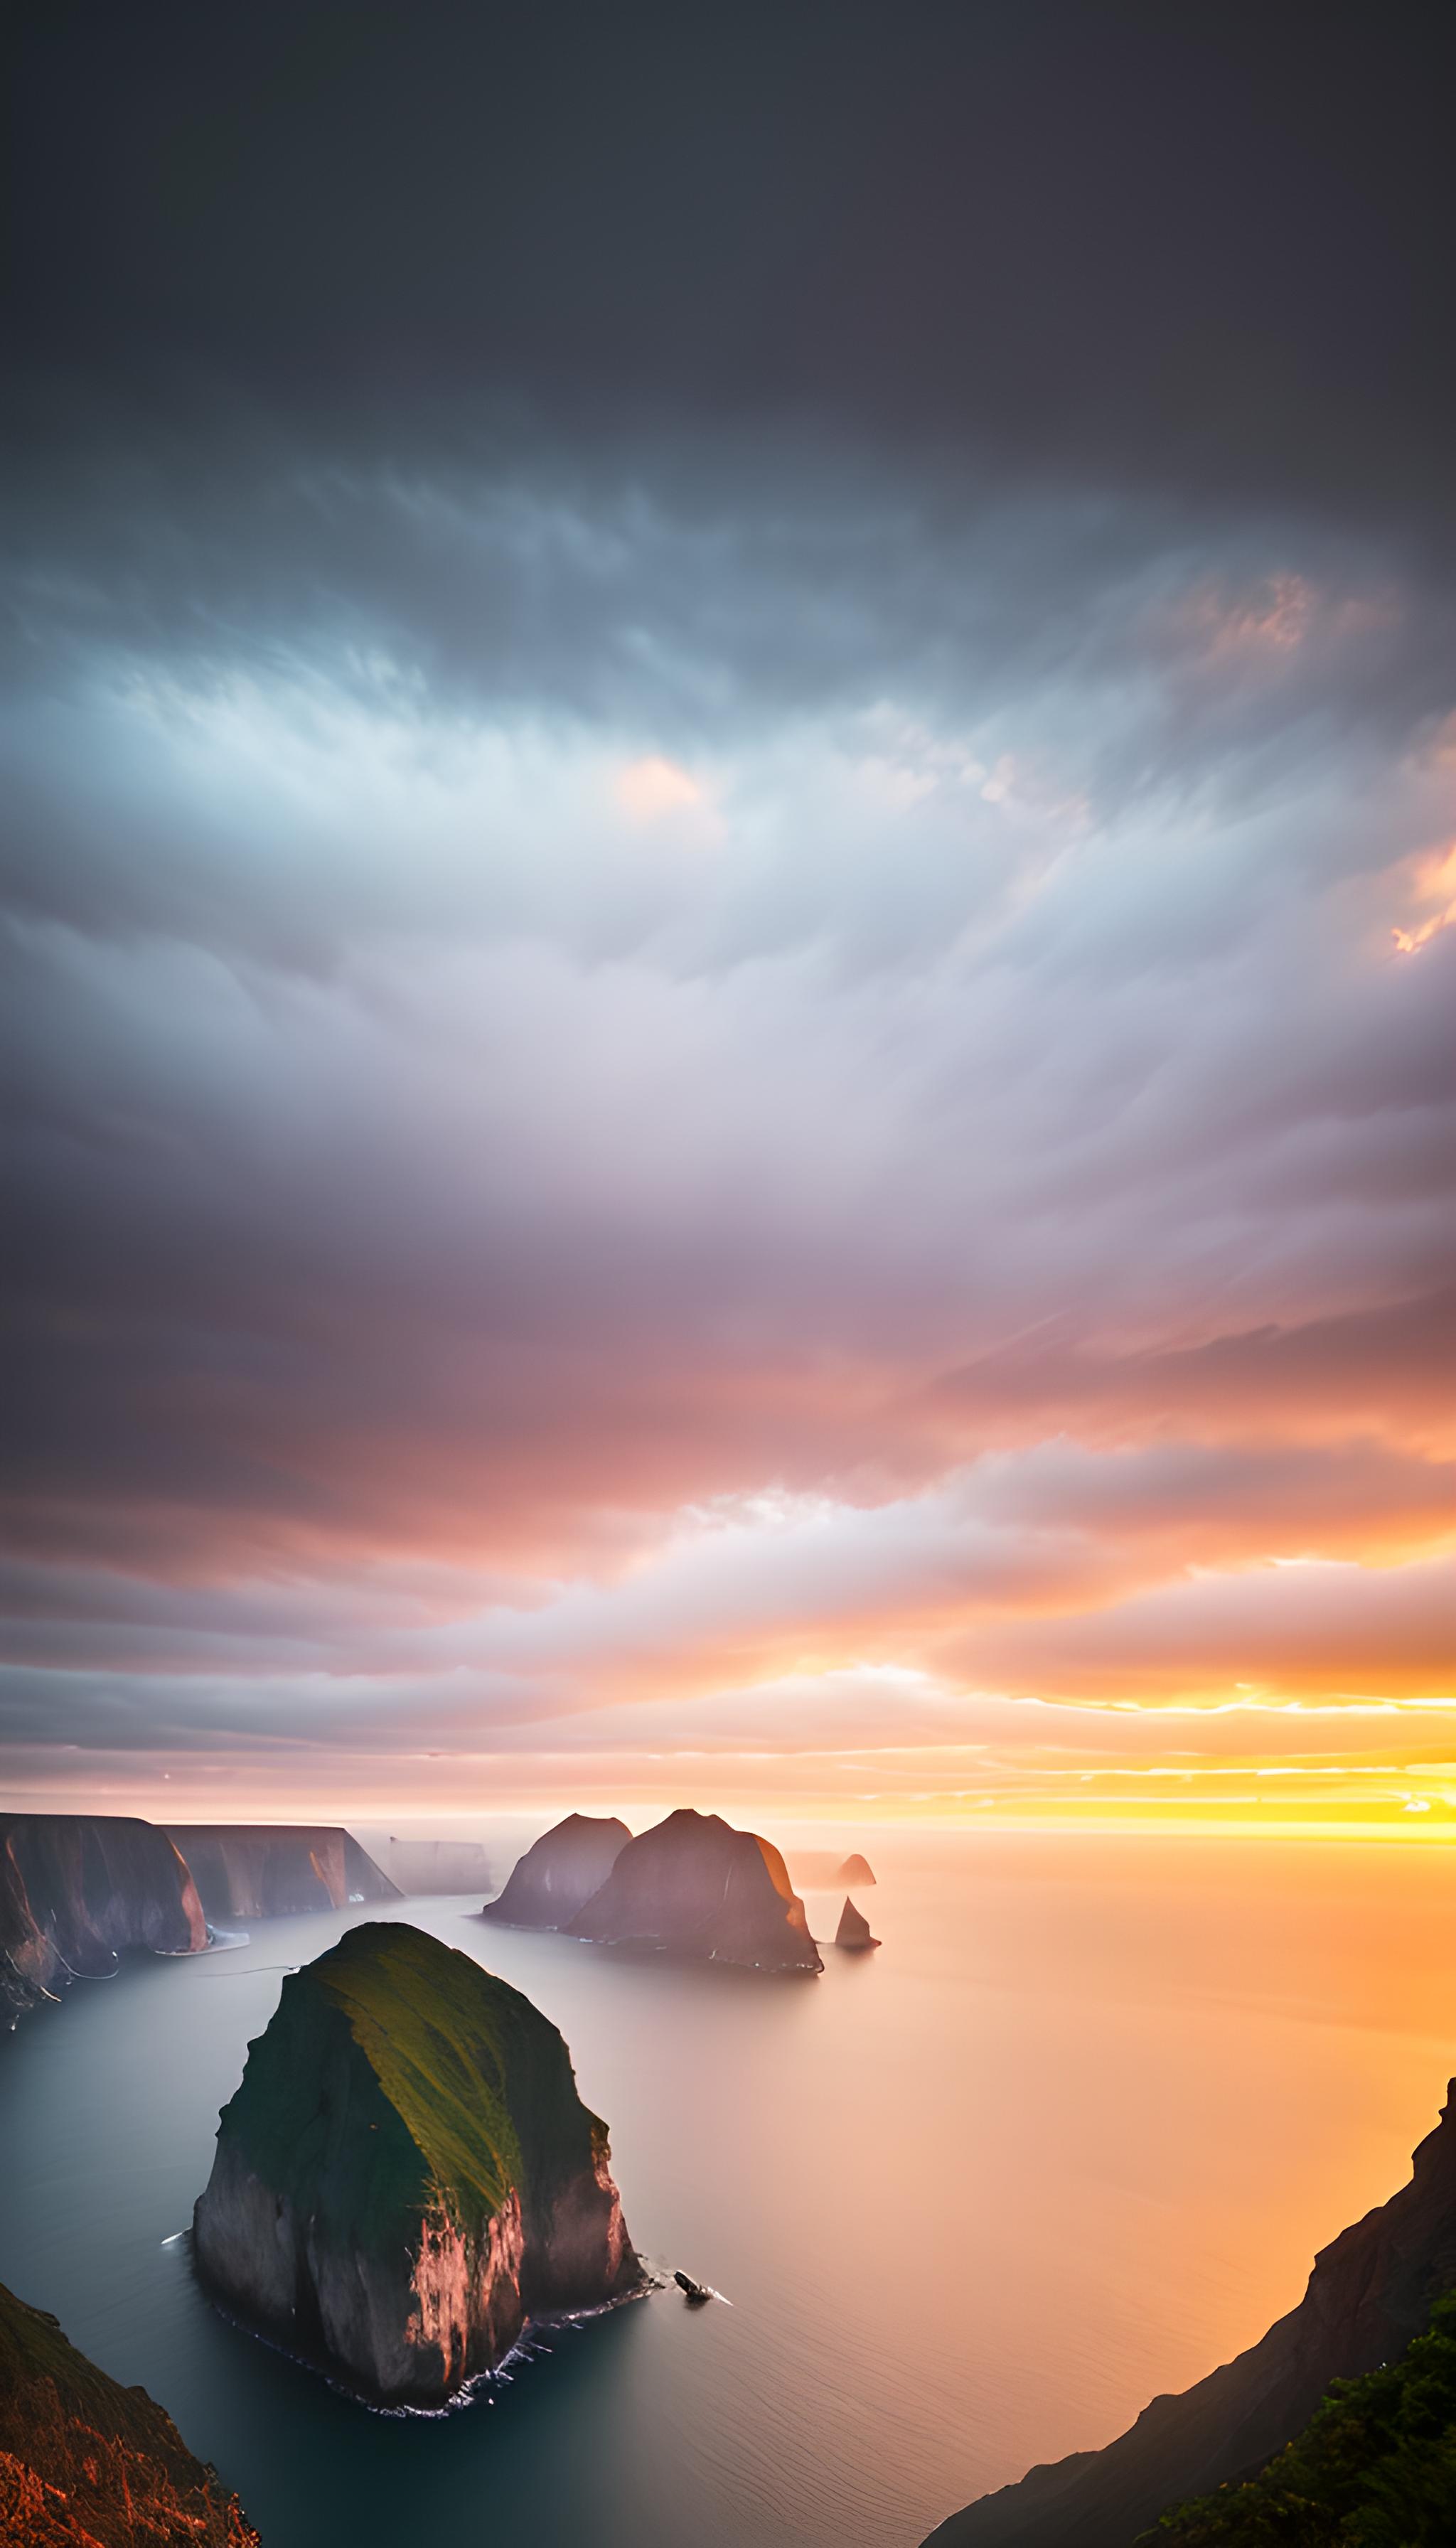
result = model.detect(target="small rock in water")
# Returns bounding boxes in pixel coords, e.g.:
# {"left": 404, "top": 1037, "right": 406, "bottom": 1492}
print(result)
{"left": 834, "top": 1897, "right": 881, "bottom": 1951}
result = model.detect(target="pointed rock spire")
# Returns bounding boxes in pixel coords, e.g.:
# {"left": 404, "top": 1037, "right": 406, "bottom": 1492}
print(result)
{"left": 835, "top": 1896, "right": 880, "bottom": 1950}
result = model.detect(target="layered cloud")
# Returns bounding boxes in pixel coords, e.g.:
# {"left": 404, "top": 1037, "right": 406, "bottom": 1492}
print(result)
{"left": 3, "top": 461, "right": 1453, "bottom": 1818}
{"left": 4, "top": 10, "right": 1454, "bottom": 1821}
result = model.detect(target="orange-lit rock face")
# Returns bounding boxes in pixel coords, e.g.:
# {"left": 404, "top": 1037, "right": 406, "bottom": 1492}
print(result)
{"left": 755, "top": 1834, "right": 819, "bottom": 1951}
{"left": 407, "top": 2194, "right": 527, "bottom": 2395}
{"left": 0, "top": 2279, "right": 259, "bottom": 2547}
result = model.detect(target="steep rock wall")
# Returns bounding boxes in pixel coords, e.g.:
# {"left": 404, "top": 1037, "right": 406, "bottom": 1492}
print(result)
{"left": 166, "top": 1824, "right": 400, "bottom": 1922}
{"left": 0, "top": 1814, "right": 206, "bottom": 2018}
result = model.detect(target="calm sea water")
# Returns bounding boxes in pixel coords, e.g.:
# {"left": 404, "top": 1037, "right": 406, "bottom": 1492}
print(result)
{"left": 2, "top": 1829, "right": 1455, "bottom": 2547}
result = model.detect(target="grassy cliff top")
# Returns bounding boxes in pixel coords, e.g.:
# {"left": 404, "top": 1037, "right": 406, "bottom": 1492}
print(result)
{"left": 218, "top": 1921, "right": 602, "bottom": 2241}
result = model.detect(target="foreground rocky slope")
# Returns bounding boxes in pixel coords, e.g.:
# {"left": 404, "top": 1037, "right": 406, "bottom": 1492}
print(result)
{"left": 0, "top": 2276, "right": 258, "bottom": 2545}
{"left": 481, "top": 1813, "right": 631, "bottom": 1930}
{"left": 166, "top": 1824, "right": 399, "bottom": 1922}
{"left": 1141, "top": 2289, "right": 1456, "bottom": 2543}
{"left": 927, "top": 2079, "right": 1456, "bottom": 2547}
{"left": 569, "top": 1807, "right": 822, "bottom": 1972}
{"left": 1, "top": 1814, "right": 206, "bottom": 2019}
{"left": 193, "top": 1922, "right": 639, "bottom": 2404}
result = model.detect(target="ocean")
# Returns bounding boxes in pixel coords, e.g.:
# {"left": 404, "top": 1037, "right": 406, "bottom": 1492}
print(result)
{"left": 1, "top": 1828, "right": 1452, "bottom": 2547}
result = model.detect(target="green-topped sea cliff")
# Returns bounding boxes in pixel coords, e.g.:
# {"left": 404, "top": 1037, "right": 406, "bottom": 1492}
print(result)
{"left": 193, "top": 1922, "right": 640, "bottom": 2405}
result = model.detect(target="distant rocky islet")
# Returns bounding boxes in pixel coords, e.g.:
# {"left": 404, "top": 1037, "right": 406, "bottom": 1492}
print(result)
{"left": 483, "top": 1806, "right": 823, "bottom": 1973}
{"left": 834, "top": 1897, "right": 879, "bottom": 1950}
{"left": 479, "top": 1811, "right": 632, "bottom": 1932}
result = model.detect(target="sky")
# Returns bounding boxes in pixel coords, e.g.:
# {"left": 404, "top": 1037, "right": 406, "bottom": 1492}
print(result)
{"left": 3, "top": 4, "right": 1454, "bottom": 1832}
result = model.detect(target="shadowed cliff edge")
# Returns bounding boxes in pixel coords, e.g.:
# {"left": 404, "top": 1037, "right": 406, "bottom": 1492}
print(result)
{"left": 0, "top": 2276, "right": 259, "bottom": 2546}
{"left": 924, "top": 2081, "right": 1456, "bottom": 2548}
{"left": 1135, "top": 2288, "right": 1456, "bottom": 2542}
{"left": 193, "top": 1921, "right": 641, "bottom": 2406}
{"left": 1, "top": 1814, "right": 205, "bottom": 2020}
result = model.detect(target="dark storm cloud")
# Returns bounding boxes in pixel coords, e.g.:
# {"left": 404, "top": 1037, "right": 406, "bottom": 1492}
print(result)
{"left": 9, "top": 3, "right": 1456, "bottom": 535}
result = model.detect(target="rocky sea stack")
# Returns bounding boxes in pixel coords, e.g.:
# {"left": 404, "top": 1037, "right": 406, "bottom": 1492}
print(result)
{"left": 569, "top": 1807, "right": 823, "bottom": 1973}
{"left": 481, "top": 1813, "right": 631, "bottom": 1931}
{"left": 193, "top": 1922, "right": 640, "bottom": 2405}
{"left": 835, "top": 1897, "right": 880, "bottom": 1949}
{"left": 838, "top": 1853, "right": 877, "bottom": 1886}
{"left": 0, "top": 2276, "right": 258, "bottom": 2546}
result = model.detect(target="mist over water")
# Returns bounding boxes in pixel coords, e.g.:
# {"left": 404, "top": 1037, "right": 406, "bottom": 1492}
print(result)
{"left": 1, "top": 1830, "right": 1453, "bottom": 2548}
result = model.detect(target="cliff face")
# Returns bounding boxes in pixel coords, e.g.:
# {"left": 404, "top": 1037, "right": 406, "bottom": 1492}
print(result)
{"left": 481, "top": 1814, "right": 631, "bottom": 1930}
{"left": 926, "top": 2079, "right": 1456, "bottom": 2548}
{"left": 0, "top": 1814, "right": 206, "bottom": 2019}
{"left": 569, "top": 1807, "right": 823, "bottom": 1974}
{"left": 193, "top": 1922, "right": 639, "bottom": 2404}
{"left": 835, "top": 1896, "right": 879, "bottom": 1949}
{"left": 166, "top": 1825, "right": 400, "bottom": 1922}
{"left": 0, "top": 2276, "right": 259, "bottom": 2547}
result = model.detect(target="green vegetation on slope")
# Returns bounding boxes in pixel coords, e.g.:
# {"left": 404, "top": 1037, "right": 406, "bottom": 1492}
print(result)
{"left": 1138, "top": 2291, "right": 1456, "bottom": 2545}
{"left": 222, "top": 1921, "right": 606, "bottom": 2244}
{"left": 0, "top": 2276, "right": 257, "bottom": 2545}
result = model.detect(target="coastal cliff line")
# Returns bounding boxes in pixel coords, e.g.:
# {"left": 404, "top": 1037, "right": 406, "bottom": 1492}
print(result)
{"left": 1, "top": 1813, "right": 405, "bottom": 2023}
{"left": 1, "top": 1813, "right": 205, "bottom": 2020}
{"left": 167, "top": 1823, "right": 400, "bottom": 1922}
